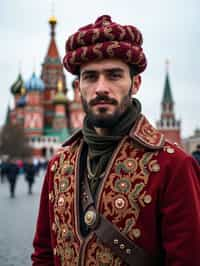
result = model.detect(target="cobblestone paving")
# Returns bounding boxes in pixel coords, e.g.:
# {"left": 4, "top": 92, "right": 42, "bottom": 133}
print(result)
{"left": 0, "top": 171, "right": 44, "bottom": 266}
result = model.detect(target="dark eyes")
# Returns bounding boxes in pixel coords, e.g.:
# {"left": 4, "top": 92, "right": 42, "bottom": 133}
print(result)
{"left": 81, "top": 71, "right": 123, "bottom": 81}
{"left": 109, "top": 72, "right": 122, "bottom": 79}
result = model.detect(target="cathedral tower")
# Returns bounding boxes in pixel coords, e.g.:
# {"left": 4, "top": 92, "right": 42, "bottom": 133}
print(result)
{"left": 41, "top": 15, "right": 68, "bottom": 128}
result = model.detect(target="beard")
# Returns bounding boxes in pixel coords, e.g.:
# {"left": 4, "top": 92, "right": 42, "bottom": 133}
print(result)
{"left": 81, "top": 89, "right": 132, "bottom": 128}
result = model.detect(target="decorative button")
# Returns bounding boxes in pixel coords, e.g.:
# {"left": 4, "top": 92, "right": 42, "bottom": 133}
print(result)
{"left": 115, "top": 197, "right": 125, "bottom": 209}
{"left": 120, "top": 244, "right": 125, "bottom": 250}
{"left": 144, "top": 194, "right": 152, "bottom": 204}
{"left": 84, "top": 210, "right": 97, "bottom": 226}
{"left": 166, "top": 147, "right": 175, "bottom": 154}
{"left": 126, "top": 248, "right": 131, "bottom": 255}
{"left": 113, "top": 239, "right": 119, "bottom": 245}
{"left": 151, "top": 163, "right": 160, "bottom": 172}
{"left": 58, "top": 196, "right": 65, "bottom": 207}
{"left": 51, "top": 163, "right": 57, "bottom": 172}
{"left": 133, "top": 228, "right": 141, "bottom": 238}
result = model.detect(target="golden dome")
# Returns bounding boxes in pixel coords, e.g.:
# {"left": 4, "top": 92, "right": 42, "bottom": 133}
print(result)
{"left": 49, "top": 15, "right": 57, "bottom": 24}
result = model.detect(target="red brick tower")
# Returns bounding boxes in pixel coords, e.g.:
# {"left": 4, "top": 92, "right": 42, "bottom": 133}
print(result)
{"left": 156, "top": 62, "right": 181, "bottom": 145}
{"left": 41, "top": 15, "right": 68, "bottom": 128}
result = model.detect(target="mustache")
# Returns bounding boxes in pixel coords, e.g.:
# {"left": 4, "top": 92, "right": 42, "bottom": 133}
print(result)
{"left": 89, "top": 95, "right": 118, "bottom": 106}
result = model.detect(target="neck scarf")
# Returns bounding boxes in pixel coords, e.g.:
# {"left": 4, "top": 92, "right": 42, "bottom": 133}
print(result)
{"left": 82, "top": 98, "right": 141, "bottom": 194}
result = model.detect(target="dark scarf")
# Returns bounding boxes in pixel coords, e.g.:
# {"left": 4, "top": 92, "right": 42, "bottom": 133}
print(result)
{"left": 82, "top": 98, "right": 141, "bottom": 194}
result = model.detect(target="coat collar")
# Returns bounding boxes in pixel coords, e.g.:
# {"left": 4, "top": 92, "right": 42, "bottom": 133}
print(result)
{"left": 62, "top": 114, "right": 165, "bottom": 150}
{"left": 129, "top": 114, "right": 165, "bottom": 149}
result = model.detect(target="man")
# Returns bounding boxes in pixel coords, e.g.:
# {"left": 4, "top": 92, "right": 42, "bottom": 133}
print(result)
{"left": 192, "top": 144, "right": 200, "bottom": 165}
{"left": 31, "top": 15, "right": 200, "bottom": 266}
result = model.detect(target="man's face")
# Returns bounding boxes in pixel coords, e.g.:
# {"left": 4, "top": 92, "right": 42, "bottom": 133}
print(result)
{"left": 78, "top": 58, "right": 138, "bottom": 128}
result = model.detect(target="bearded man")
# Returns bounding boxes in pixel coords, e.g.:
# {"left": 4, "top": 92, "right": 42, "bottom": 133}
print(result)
{"left": 32, "top": 15, "right": 200, "bottom": 266}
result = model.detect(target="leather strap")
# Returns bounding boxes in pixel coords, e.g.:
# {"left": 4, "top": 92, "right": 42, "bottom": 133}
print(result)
{"left": 95, "top": 214, "right": 156, "bottom": 266}
{"left": 81, "top": 171, "right": 157, "bottom": 265}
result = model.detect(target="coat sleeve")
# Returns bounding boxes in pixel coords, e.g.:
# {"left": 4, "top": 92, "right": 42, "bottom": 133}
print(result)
{"left": 160, "top": 155, "right": 200, "bottom": 266}
{"left": 31, "top": 163, "right": 54, "bottom": 266}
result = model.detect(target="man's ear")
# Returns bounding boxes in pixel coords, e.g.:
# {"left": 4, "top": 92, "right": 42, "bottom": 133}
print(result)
{"left": 131, "top": 75, "right": 141, "bottom": 95}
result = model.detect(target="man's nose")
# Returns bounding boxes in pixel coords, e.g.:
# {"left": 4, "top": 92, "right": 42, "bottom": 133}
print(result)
{"left": 95, "top": 75, "right": 109, "bottom": 95}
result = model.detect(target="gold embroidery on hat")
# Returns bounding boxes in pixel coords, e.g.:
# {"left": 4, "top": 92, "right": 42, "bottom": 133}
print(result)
{"left": 69, "top": 51, "right": 76, "bottom": 65}
{"left": 69, "top": 34, "right": 74, "bottom": 50}
{"left": 107, "top": 41, "right": 120, "bottom": 56}
{"left": 93, "top": 43, "right": 103, "bottom": 60}
{"left": 126, "top": 26, "right": 135, "bottom": 43}
{"left": 117, "top": 25, "right": 126, "bottom": 41}
{"left": 104, "top": 27, "right": 115, "bottom": 40}
{"left": 77, "top": 31, "right": 86, "bottom": 46}
{"left": 80, "top": 47, "right": 88, "bottom": 62}
{"left": 92, "top": 28, "right": 100, "bottom": 43}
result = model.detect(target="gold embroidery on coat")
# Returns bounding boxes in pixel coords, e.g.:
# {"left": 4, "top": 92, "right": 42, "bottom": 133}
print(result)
{"left": 52, "top": 144, "right": 80, "bottom": 265}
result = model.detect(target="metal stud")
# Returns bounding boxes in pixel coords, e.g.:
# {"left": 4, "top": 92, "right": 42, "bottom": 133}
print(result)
{"left": 166, "top": 147, "right": 175, "bottom": 154}
{"left": 120, "top": 244, "right": 125, "bottom": 250}
{"left": 144, "top": 194, "right": 152, "bottom": 204}
{"left": 113, "top": 239, "right": 119, "bottom": 245}
{"left": 84, "top": 210, "right": 97, "bottom": 226}
{"left": 126, "top": 248, "right": 131, "bottom": 255}
{"left": 133, "top": 228, "right": 141, "bottom": 238}
{"left": 151, "top": 163, "right": 160, "bottom": 172}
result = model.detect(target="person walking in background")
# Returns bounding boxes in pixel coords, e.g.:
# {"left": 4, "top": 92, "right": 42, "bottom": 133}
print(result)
{"left": 0, "top": 158, "right": 8, "bottom": 184}
{"left": 6, "top": 159, "right": 19, "bottom": 198}
{"left": 192, "top": 144, "right": 200, "bottom": 165}
{"left": 32, "top": 15, "right": 200, "bottom": 265}
{"left": 24, "top": 159, "right": 36, "bottom": 195}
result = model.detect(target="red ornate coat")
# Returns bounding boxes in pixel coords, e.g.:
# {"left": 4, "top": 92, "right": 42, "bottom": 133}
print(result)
{"left": 32, "top": 115, "right": 200, "bottom": 266}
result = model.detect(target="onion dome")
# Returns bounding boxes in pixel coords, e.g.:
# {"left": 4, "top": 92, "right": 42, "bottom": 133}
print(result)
{"left": 49, "top": 15, "right": 57, "bottom": 25}
{"left": 25, "top": 72, "right": 45, "bottom": 92}
{"left": 10, "top": 73, "right": 24, "bottom": 95}
{"left": 53, "top": 79, "right": 67, "bottom": 105}
{"left": 16, "top": 95, "right": 26, "bottom": 108}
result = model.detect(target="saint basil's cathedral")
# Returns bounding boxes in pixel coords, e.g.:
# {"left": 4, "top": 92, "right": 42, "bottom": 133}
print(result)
{"left": 7, "top": 16, "right": 181, "bottom": 159}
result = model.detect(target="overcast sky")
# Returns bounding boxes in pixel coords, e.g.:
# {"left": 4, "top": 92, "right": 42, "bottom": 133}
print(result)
{"left": 0, "top": 0, "right": 199, "bottom": 138}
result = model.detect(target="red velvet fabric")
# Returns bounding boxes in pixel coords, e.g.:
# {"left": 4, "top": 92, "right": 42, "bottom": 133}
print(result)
{"left": 31, "top": 119, "right": 200, "bottom": 265}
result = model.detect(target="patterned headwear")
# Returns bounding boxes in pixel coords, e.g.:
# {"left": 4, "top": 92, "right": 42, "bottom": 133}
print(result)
{"left": 63, "top": 15, "right": 147, "bottom": 75}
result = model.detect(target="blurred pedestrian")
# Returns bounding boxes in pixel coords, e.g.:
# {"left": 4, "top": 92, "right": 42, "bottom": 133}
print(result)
{"left": 192, "top": 144, "right": 200, "bottom": 165}
{"left": 24, "top": 159, "right": 36, "bottom": 194}
{"left": 6, "top": 159, "right": 19, "bottom": 198}
{"left": 0, "top": 159, "right": 8, "bottom": 183}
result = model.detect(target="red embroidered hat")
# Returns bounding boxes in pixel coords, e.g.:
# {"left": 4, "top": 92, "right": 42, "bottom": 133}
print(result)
{"left": 63, "top": 15, "right": 147, "bottom": 75}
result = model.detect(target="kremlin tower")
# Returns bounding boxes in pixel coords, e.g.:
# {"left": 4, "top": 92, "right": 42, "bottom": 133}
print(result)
{"left": 156, "top": 62, "right": 181, "bottom": 145}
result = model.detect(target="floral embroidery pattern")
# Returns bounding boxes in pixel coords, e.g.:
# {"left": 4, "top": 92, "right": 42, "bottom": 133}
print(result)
{"left": 50, "top": 143, "right": 81, "bottom": 266}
